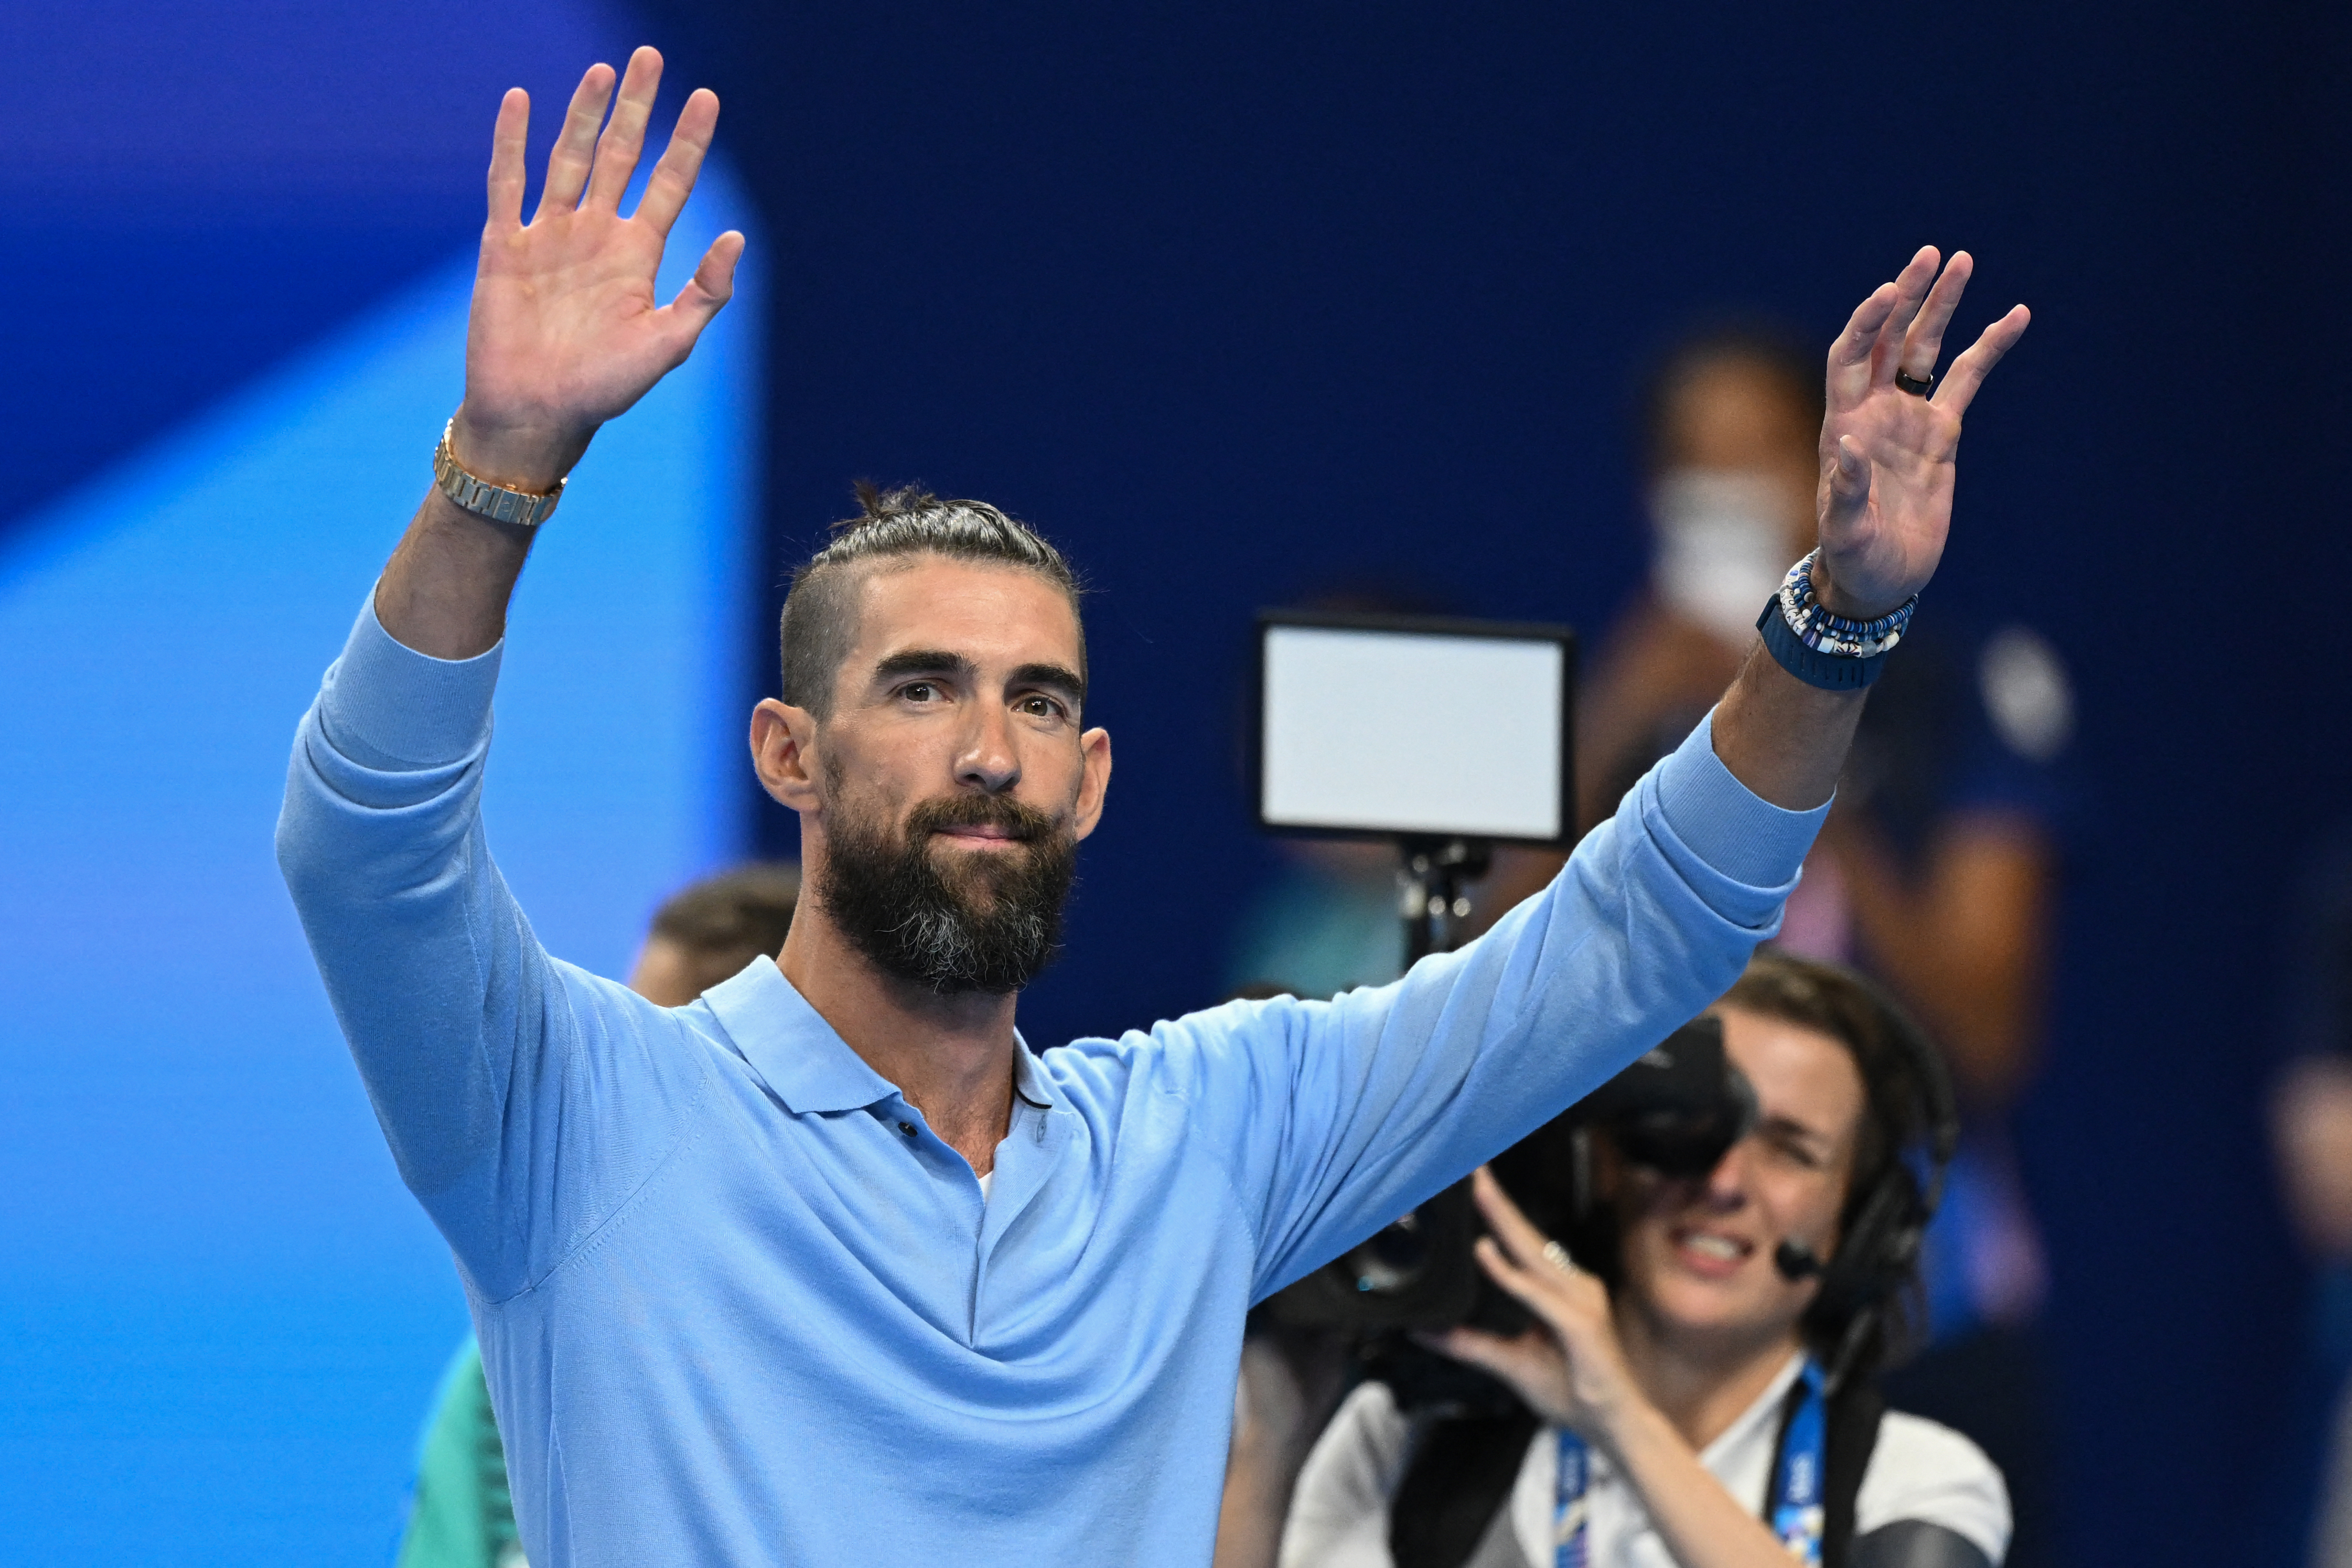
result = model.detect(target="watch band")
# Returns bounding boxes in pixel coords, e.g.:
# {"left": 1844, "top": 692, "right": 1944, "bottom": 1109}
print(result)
{"left": 1756, "top": 596, "right": 1890, "bottom": 689}
{"left": 1755, "top": 550, "right": 1919, "bottom": 691}
{"left": 432, "top": 418, "right": 565, "bottom": 527}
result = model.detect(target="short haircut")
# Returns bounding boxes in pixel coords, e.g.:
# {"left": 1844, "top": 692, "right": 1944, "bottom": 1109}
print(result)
{"left": 647, "top": 863, "right": 801, "bottom": 995}
{"left": 1719, "top": 947, "right": 1945, "bottom": 1372}
{"left": 777, "top": 483, "right": 1085, "bottom": 718}
{"left": 1636, "top": 322, "right": 1826, "bottom": 476}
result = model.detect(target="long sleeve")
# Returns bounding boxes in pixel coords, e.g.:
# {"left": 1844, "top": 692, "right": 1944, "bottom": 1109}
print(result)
{"left": 275, "top": 595, "right": 706, "bottom": 1302}
{"left": 1131, "top": 713, "right": 1828, "bottom": 1299}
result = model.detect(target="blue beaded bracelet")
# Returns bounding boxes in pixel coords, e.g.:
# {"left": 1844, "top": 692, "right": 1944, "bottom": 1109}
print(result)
{"left": 1778, "top": 549, "right": 1916, "bottom": 655}
{"left": 1756, "top": 549, "right": 1918, "bottom": 690}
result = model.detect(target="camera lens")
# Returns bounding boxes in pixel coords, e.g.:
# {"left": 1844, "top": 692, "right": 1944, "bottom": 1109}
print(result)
{"left": 1343, "top": 1211, "right": 1428, "bottom": 1295}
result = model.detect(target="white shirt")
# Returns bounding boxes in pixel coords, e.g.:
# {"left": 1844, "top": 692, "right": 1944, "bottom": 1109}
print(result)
{"left": 1280, "top": 1355, "right": 2010, "bottom": 1568}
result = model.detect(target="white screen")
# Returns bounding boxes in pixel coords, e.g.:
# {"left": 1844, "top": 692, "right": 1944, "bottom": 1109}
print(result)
{"left": 1261, "top": 624, "right": 1566, "bottom": 840}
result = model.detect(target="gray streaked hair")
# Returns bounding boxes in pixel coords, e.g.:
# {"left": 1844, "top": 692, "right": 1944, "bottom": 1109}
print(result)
{"left": 777, "top": 482, "right": 1085, "bottom": 717}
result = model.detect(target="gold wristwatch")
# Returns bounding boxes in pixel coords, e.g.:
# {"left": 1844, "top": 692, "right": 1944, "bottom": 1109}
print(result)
{"left": 431, "top": 417, "right": 566, "bottom": 527}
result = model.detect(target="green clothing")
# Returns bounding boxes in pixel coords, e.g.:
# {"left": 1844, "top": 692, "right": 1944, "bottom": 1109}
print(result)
{"left": 397, "top": 1336, "right": 524, "bottom": 1568}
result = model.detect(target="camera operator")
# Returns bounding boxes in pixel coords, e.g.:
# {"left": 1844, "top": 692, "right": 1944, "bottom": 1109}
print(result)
{"left": 1275, "top": 951, "right": 2008, "bottom": 1568}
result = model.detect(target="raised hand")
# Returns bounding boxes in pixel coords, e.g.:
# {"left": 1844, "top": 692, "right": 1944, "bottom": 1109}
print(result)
{"left": 1424, "top": 1167, "right": 1644, "bottom": 1442}
{"left": 1812, "top": 248, "right": 2030, "bottom": 618}
{"left": 453, "top": 47, "right": 744, "bottom": 490}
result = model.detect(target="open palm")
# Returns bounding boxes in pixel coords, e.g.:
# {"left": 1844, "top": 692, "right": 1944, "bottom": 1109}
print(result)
{"left": 455, "top": 48, "right": 743, "bottom": 490}
{"left": 1813, "top": 248, "right": 2030, "bottom": 618}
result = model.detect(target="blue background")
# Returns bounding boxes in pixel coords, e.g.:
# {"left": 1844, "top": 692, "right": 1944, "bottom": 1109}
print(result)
{"left": 1, "top": 1, "right": 2346, "bottom": 1563}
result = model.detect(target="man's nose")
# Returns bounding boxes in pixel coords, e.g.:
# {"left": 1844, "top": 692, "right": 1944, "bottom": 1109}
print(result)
{"left": 955, "top": 704, "right": 1021, "bottom": 794}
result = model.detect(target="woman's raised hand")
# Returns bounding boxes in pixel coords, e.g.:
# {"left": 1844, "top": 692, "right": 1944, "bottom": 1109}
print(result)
{"left": 1425, "top": 1166, "right": 1645, "bottom": 1443}
{"left": 453, "top": 47, "right": 744, "bottom": 491}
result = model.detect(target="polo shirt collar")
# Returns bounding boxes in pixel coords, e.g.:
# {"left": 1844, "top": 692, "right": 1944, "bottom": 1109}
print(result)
{"left": 703, "top": 958, "right": 897, "bottom": 1114}
{"left": 1008, "top": 1032, "right": 1061, "bottom": 1112}
{"left": 700, "top": 959, "right": 1071, "bottom": 1121}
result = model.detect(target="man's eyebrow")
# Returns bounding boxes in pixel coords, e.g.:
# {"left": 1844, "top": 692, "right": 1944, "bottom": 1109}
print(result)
{"left": 1008, "top": 661, "right": 1087, "bottom": 704}
{"left": 870, "top": 648, "right": 976, "bottom": 685}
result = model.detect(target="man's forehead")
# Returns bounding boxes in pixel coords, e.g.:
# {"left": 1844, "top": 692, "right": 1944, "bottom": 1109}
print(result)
{"left": 846, "top": 555, "right": 1083, "bottom": 670}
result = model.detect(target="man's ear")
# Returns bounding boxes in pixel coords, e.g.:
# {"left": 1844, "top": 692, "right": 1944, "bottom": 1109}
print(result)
{"left": 1071, "top": 726, "right": 1113, "bottom": 841}
{"left": 750, "top": 698, "right": 823, "bottom": 813}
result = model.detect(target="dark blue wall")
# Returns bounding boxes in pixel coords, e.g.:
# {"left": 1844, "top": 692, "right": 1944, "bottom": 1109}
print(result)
{"left": 639, "top": 3, "right": 2348, "bottom": 1563}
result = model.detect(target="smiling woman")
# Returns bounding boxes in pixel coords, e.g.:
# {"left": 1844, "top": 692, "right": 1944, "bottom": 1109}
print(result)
{"left": 1276, "top": 951, "right": 2006, "bottom": 1568}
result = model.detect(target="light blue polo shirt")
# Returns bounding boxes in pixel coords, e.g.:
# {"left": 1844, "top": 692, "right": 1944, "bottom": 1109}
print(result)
{"left": 277, "top": 599, "right": 1824, "bottom": 1567}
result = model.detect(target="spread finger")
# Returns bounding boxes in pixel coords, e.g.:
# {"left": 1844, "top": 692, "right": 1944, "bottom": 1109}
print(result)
{"left": 533, "top": 63, "right": 616, "bottom": 220}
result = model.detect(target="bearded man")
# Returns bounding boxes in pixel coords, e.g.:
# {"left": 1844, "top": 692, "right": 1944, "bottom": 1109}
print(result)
{"left": 276, "top": 48, "right": 2027, "bottom": 1568}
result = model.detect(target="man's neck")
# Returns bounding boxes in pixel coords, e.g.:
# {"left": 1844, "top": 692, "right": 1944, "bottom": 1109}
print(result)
{"left": 777, "top": 906, "right": 1020, "bottom": 1178}
{"left": 1612, "top": 1299, "right": 1805, "bottom": 1454}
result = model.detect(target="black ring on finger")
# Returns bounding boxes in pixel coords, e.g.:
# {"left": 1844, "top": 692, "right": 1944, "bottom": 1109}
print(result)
{"left": 1894, "top": 369, "right": 1935, "bottom": 397}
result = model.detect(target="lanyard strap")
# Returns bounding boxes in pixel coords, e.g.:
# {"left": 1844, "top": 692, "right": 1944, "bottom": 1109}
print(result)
{"left": 1552, "top": 1358, "right": 1828, "bottom": 1568}
{"left": 1766, "top": 1359, "right": 1830, "bottom": 1564}
{"left": 1552, "top": 1428, "right": 1590, "bottom": 1568}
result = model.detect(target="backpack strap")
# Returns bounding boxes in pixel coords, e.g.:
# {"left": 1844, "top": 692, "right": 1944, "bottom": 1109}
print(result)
{"left": 1759, "top": 1370, "right": 1885, "bottom": 1568}
{"left": 1389, "top": 1409, "right": 1542, "bottom": 1568}
{"left": 1389, "top": 1372, "right": 1889, "bottom": 1568}
{"left": 1820, "top": 1378, "right": 1887, "bottom": 1568}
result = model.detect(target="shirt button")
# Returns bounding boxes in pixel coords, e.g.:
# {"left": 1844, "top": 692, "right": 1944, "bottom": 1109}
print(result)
{"left": 897, "top": 1121, "right": 917, "bottom": 1137}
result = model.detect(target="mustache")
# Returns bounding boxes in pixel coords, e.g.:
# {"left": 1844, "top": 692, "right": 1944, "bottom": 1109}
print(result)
{"left": 904, "top": 792, "right": 1059, "bottom": 843}
{"left": 818, "top": 783, "right": 1077, "bottom": 996}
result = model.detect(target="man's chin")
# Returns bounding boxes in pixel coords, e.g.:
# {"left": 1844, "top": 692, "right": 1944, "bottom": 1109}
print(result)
{"left": 922, "top": 840, "right": 1031, "bottom": 900}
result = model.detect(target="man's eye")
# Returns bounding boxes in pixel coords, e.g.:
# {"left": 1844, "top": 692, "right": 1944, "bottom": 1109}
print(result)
{"left": 1018, "top": 696, "right": 1065, "bottom": 719}
{"left": 900, "top": 683, "right": 937, "bottom": 703}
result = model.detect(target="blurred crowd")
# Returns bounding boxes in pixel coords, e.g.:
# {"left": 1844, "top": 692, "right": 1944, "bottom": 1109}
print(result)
{"left": 2274, "top": 826, "right": 2352, "bottom": 1565}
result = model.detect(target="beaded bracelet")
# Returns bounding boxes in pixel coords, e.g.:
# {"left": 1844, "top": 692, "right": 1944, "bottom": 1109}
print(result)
{"left": 1775, "top": 549, "right": 1917, "bottom": 657}
{"left": 1752, "top": 549, "right": 1919, "bottom": 690}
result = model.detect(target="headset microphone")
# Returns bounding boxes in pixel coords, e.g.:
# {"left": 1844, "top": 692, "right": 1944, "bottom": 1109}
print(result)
{"left": 1773, "top": 1239, "right": 1823, "bottom": 1281}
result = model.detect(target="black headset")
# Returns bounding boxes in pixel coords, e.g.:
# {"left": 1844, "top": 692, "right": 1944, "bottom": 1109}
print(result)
{"left": 1787, "top": 961, "right": 1960, "bottom": 1388}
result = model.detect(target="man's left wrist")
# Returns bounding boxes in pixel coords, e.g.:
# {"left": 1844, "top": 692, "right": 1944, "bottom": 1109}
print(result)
{"left": 1755, "top": 549, "right": 1917, "bottom": 691}
{"left": 1808, "top": 553, "right": 1893, "bottom": 621}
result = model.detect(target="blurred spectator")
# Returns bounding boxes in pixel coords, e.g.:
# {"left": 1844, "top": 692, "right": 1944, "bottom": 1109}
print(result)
{"left": 393, "top": 864, "right": 799, "bottom": 1568}
{"left": 626, "top": 862, "right": 806, "bottom": 1008}
{"left": 1472, "top": 324, "right": 2073, "bottom": 1563}
{"left": 1218, "top": 1315, "right": 1359, "bottom": 1568}
{"left": 2266, "top": 828, "right": 2352, "bottom": 1566}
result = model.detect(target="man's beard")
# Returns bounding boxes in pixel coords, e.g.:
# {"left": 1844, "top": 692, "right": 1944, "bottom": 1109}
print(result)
{"left": 816, "top": 787, "right": 1077, "bottom": 995}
